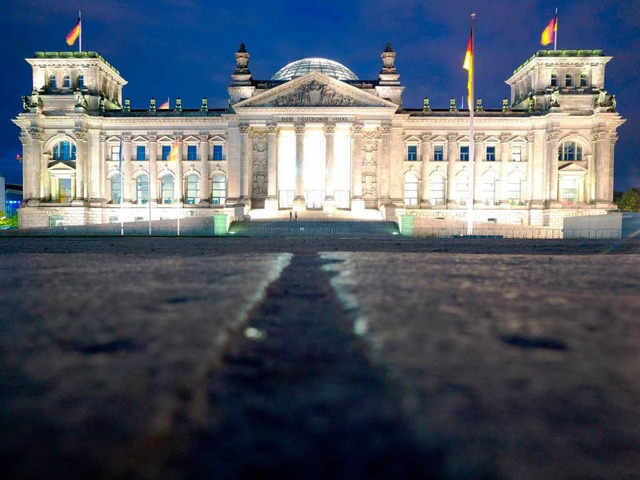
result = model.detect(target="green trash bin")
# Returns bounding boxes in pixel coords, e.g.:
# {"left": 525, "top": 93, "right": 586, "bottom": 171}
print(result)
{"left": 213, "top": 214, "right": 229, "bottom": 236}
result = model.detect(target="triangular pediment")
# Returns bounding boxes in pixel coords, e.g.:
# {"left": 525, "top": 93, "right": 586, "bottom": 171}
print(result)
{"left": 234, "top": 72, "right": 397, "bottom": 110}
{"left": 558, "top": 162, "right": 588, "bottom": 173}
{"left": 48, "top": 161, "right": 76, "bottom": 172}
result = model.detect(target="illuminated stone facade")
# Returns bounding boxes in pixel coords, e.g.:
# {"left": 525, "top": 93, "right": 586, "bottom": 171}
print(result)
{"left": 13, "top": 45, "right": 625, "bottom": 227}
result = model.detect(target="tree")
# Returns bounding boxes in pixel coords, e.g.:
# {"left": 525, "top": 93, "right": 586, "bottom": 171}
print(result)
{"left": 617, "top": 188, "right": 640, "bottom": 212}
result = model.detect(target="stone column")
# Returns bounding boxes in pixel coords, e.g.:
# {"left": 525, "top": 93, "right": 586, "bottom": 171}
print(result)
{"left": 30, "top": 128, "right": 47, "bottom": 201}
{"left": 174, "top": 134, "right": 184, "bottom": 203}
{"left": 293, "top": 122, "right": 306, "bottom": 209}
{"left": 546, "top": 130, "right": 560, "bottom": 206}
{"left": 593, "top": 129, "right": 609, "bottom": 205}
{"left": 351, "top": 122, "right": 365, "bottom": 210}
{"left": 608, "top": 133, "right": 618, "bottom": 203}
{"left": 122, "top": 133, "right": 133, "bottom": 203}
{"left": 446, "top": 133, "right": 457, "bottom": 205}
{"left": 19, "top": 131, "right": 34, "bottom": 201}
{"left": 473, "top": 134, "right": 484, "bottom": 204}
{"left": 239, "top": 123, "right": 251, "bottom": 207}
{"left": 148, "top": 133, "right": 158, "bottom": 203}
{"left": 524, "top": 133, "right": 534, "bottom": 204}
{"left": 265, "top": 123, "right": 279, "bottom": 212}
{"left": 420, "top": 133, "right": 431, "bottom": 206}
{"left": 530, "top": 130, "right": 546, "bottom": 206}
{"left": 74, "top": 130, "right": 87, "bottom": 201}
{"left": 323, "top": 123, "right": 337, "bottom": 211}
{"left": 98, "top": 132, "right": 107, "bottom": 202}
{"left": 499, "top": 134, "right": 510, "bottom": 205}
{"left": 199, "top": 134, "right": 210, "bottom": 203}
{"left": 379, "top": 123, "right": 391, "bottom": 204}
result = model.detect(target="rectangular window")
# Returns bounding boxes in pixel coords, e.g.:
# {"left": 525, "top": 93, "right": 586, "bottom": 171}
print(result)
{"left": 433, "top": 145, "right": 444, "bottom": 161}
{"left": 407, "top": 145, "right": 417, "bottom": 161}
{"left": 187, "top": 145, "right": 197, "bottom": 161}
{"left": 161, "top": 145, "right": 171, "bottom": 161}
{"left": 460, "top": 145, "right": 469, "bottom": 161}
{"left": 511, "top": 146, "right": 522, "bottom": 162}
{"left": 486, "top": 145, "right": 496, "bottom": 161}
{"left": 136, "top": 145, "right": 146, "bottom": 161}
{"left": 110, "top": 146, "right": 121, "bottom": 161}
{"left": 212, "top": 145, "right": 223, "bottom": 160}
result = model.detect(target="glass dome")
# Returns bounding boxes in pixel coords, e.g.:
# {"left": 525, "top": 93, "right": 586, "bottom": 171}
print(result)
{"left": 272, "top": 57, "right": 359, "bottom": 81}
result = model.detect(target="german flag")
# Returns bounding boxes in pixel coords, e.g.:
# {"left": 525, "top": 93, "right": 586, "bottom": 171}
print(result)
{"left": 462, "top": 25, "right": 473, "bottom": 110}
{"left": 66, "top": 15, "right": 81, "bottom": 46}
{"left": 540, "top": 13, "right": 558, "bottom": 46}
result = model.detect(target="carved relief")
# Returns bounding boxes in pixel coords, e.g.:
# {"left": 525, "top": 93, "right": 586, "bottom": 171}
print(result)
{"left": 591, "top": 129, "right": 607, "bottom": 142}
{"left": 29, "top": 127, "right": 44, "bottom": 141}
{"left": 19, "top": 131, "right": 28, "bottom": 145}
{"left": 148, "top": 132, "right": 158, "bottom": 143}
{"left": 251, "top": 131, "right": 268, "bottom": 198}
{"left": 74, "top": 130, "right": 87, "bottom": 142}
{"left": 421, "top": 133, "right": 433, "bottom": 143}
{"left": 546, "top": 130, "right": 561, "bottom": 142}
{"left": 447, "top": 133, "right": 459, "bottom": 143}
{"left": 352, "top": 122, "right": 364, "bottom": 135}
{"left": 266, "top": 123, "right": 278, "bottom": 134}
{"left": 269, "top": 80, "right": 356, "bottom": 107}
{"left": 380, "top": 123, "right": 392, "bottom": 135}
{"left": 361, "top": 131, "right": 378, "bottom": 198}
{"left": 324, "top": 123, "right": 336, "bottom": 135}
{"left": 238, "top": 123, "right": 250, "bottom": 134}
{"left": 500, "top": 134, "right": 512, "bottom": 143}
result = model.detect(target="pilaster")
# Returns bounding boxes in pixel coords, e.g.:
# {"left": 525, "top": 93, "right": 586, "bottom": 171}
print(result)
{"left": 148, "top": 132, "right": 158, "bottom": 203}
{"left": 199, "top": 134, "right": 210, "bottom": 203}
{"left": 351, "top": 122, "right": 364, "bottom": 210}
{"left": 420, "top": 133, "right": 432, "bottom": 206}
{"left": 293, "top": 122, "right": 306, "bottom": 209}
{"left": 265, "top": 123, "right": 279, "bottom": 212}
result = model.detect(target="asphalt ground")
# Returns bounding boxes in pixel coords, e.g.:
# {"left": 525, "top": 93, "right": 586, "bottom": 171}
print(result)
{"left": 0, "top": 236, "right": 639, "bottom": 479}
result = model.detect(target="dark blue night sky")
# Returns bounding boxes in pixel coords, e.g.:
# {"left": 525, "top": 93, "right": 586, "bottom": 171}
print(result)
{"left": 1, "top": 0, "right": 638, "bottom": 190}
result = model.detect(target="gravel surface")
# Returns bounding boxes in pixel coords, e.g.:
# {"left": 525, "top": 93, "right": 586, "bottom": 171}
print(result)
{"left": 0, "top": 236, "right": 639, "bottom": 479}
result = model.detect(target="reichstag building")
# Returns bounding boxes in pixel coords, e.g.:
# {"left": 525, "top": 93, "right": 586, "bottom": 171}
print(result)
{"left": 13, "top": 43, "right": 625, "bottom": 227}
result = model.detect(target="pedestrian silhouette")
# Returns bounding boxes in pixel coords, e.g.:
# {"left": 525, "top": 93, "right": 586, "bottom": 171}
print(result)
{"left": 289, "top": 211, "right": 292, "bottom": 221}
{"left": 294, "top": 211, "right": 298, "bottom": 221}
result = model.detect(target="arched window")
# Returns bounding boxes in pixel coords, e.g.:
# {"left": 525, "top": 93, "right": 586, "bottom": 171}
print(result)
{"left": 403, "top": 172, "right": 419, "bottom": 206}
{"left": 63, "top": 75, "right": 71, "bottom": 88}
{"left": 558, "top": 141, "right": 583, "bottom": 161}
{"left": 565, "top": 74, "right": 573, "bottom": 87}
{"left": 52, "top": 141, "right": 76, "bottom": 161}
{"left": 550, "top": 74, "right": 558, "bottom": 87}
{"left": 185, "top": 174, "right": 200, "bottom": 204}
{"left": 77, "top": 75, "right": 84, "bottom": 89}
{"left": 580, "top": 74, "right": 588, "bottom": 87}
{"left": 136, "top": 174, "right": 149, "bottom": 204}
{"left": 161, "top": 175, "right": 174, "bottom": 204}
{"left": 111, "top": 173, "right": 122, "bottom": 204}
{"left": 507, "top": 172, "right": 524, "bottom": 205}
{"left": 428, "top": 174, "right": 445, "bottom": 206}
{"left": 455, "top": 173, "right": 469, "bottom": 205}
{"left": 49, "top": 75, "right": 57, "bottom": 90}
{"left": 211, "top": 174, "right": 226, "bottom": 205}
{"left": 481, "top": 173, "right": 498, "bottom": 206}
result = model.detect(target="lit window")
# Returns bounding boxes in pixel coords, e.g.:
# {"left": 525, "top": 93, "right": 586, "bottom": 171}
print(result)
{"left": 511, "top": 146, "right": 522, "bottom": 162}
{"left": 110, "top": 145, "right": 121, "bottom": 161}
{"left": 53, "top": 141, "right": 76, "bottom": 161}
{"left": 481, "top": 175, "right": 497, "bottom": 205}
{"left": 456, "top": 174, "right": 469, "bottom": 205}
{"left": 460, "top": 145, "right": 469, "bottom": 161}
{"left": 136, "top": 174, "right": 149, "bottom": 204}
{"left": 77, "top": 75, "right": 84, "bottom": 89}
{"left": 433, "top": 145, "right": 444, "bottom": 161}
{"left": 58, "top": 178, "right": 72, "bottom": 203}
{"left": 580, "top": 74, "right": 588, "bottom": 87}
{"left": 403, "top": 173, "right": 419, "bottom": 206}
{"left": 49, "top": 75, "right": 57, "bottom": 90}
{"left": 186, "top": 174, "right": 200, "bottom": 204}
{"left": 136, "top": 145, "right": 146, "bottom": 161}
{"left": 558, "top": 142, "right": 582, "bottom": 161}
{"left": 560, "top": 176, "right": 579, "bottom": 204}
{"left": 565, "top": 74, "right": 573, "bottom": 87}
{"left": 550, "top": 74, "right": 557, "bottom": 87}
{"left": 212, "top": 145, "right": 224, "bottom": 160}
{"left": 211, "top": 174, "right": 226, "bottom": 205}
{"left": 428, "top": 175, "right": 445, "bottom": 205}
{"left": 63, "top": 75, "right": 71, "bottom": 88}
{"left": 161, "top": 175, "right": 174, "bottom": 203}
{"left": 187, "top": 145, "right": 197, "bottom": 161}
{"left": 111, "top": 173, "right": 122, "bottom": 204}
{"left": 486, "top": 145, "right": 496, "bottom": 161}
{"left": 407, "top": 145, "right": 417, "bottom": 161}
{"left": 161, "top": 145, "right": 171, "bottom": 161}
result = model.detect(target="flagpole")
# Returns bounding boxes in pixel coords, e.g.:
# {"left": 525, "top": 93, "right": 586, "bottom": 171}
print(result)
{"left": 78, "top": 11, "right": 82, "bottom": 53}
{"left": 119, "top": 138, "right": 124, "bottom": 236}
{"left": 554, "top": 8, "right": 558, "bottom": 50}
{"left": 467, "top": 13, "right": 475, "bottom": 236}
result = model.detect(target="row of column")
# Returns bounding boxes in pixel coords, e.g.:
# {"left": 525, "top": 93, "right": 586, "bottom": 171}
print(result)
{"left": 237, "top": 122, "right": 393, "bottom": 208}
